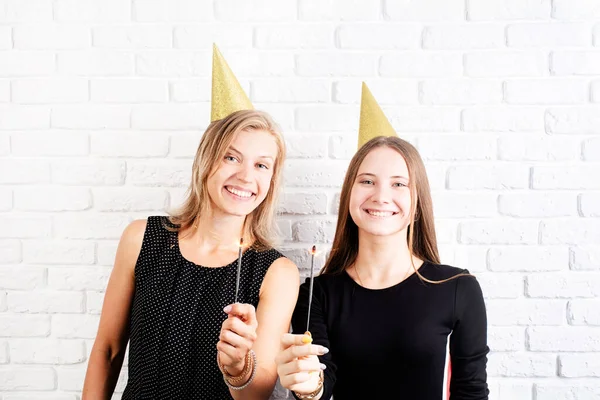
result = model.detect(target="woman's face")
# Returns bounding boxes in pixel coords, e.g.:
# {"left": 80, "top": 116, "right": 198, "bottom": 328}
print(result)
{"left": 348, "top": 146, "right": 413, "bottom": 238}
{"left": 206, "top": 128, "right": 278, "bottom": 218}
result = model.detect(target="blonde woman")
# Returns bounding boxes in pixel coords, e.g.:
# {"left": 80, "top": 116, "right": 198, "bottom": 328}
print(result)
{"left": 83, "top": 48, "right": 299, "bottom": 400}
{"left": 275, "top": 85, "right": 488, "bottom": 400}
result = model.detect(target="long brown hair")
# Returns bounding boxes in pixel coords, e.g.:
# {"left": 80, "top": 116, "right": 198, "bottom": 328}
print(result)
{"left": 168, "top": 109, "right": 286, "bottom": 251}
{"left": 322, "top": 136, "right": 455, "bottom": 283}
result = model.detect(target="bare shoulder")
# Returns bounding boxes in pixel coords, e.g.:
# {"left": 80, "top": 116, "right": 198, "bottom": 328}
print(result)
{"left": 260, "top": 256, "right": 300, "bottom": 297}
{"left": 115, "top": 219, "right": 148, "bottom": 272}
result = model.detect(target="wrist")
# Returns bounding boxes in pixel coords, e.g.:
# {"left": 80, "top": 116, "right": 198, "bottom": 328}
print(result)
{"left": 293, "top": 370, "right": 324, "bottom": 399}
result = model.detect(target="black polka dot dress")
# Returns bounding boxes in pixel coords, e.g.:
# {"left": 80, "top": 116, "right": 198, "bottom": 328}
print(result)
{"left": 122, "top": 216, "right": 284, "bottom": 400}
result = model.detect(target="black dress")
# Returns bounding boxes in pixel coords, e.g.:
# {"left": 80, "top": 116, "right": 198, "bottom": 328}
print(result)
{"left": 292, "top": 262, "right": 489, "bottom": 400}
{"left": 122, "top": 216, "right": 284, "bottom": 399}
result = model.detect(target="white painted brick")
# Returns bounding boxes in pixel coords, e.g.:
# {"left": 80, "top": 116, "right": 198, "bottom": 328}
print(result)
{"left": 334, "top": 80, "right": 417, "bottom": 105}
{"left": 488, "top": 353, "right": 556, "bottom": 377}
{"left": 488, "top": 327, "right": 526, "bottom": 351}
{"left": 4, "top": 395, "right": 76, "bottom": 400}
{"left": 97, "top": 241, "right": 118, "bottom": 266}
{"left": 434, "top": 220, "right": 458, "bottom": 245}
{"left": 462, "top": 106, "right": 543, "bottom": 132}
{"left": 505, "top": 79, "right": 588, "bottom": 105}
{"left": 138, "top": 50, "right": 210, "bottom": 78}
{"left": 252, "top": 79, "right": 330, "bottom": 103}
{"left": 430, "top": 192, "right": 497, "bottom": 218}
{"left": 459, "top": 221, "right": 538, "bottom": 244}
{"left": 0, "top": 80, "right": 9, "bottom": 102}
{"left": 284, "top": 160, "right": 347, "bottom": 187}
{"left": 485, "top": 299, "right": 565, "bottom": 325}
{"left": 337, "top": 24, "right": 420, "bottom": 49}
{"left": 580, "top": 193, "right": 600, "bottom": 216}
{"left": 583, "top": 137, "right": 600, "bottom": 161}
{"left": 465, "top": 52, "right": 548, "bottom": 77}
{"left": 328, "top": 134, "right": 357, "bottom": 160}
{"left": 552, "top": 0, "right": 600, "bottom": 19}
{"left": 0, "top": 105, "right": 50, "bottom": 129}
{"left": 170, "top": 79, "right": 210, "bottom": 102}
{"left": 0, "top": 367, "right": 55, "bottom": 391}
{"left": 13, "top": 25, "right": 90, "bottom": 50}
{"left": 297, "top": 53, "right": 376, "bottom": 77}
{"left": 507, "top": 23, "right": 591, "bottom": 47}
{"left": 93, "top": 188, "right": 168, "bottom": 212}
{"left": 0, "top": 51, "right": 55, "bottom": 76}
{"left": 545, "top": 107, "right": 600, "bottom": 135}
{"left": 380, "top": 53, "right": 463, "bottom": 77}
{"left": 488, "top": 246, "right": 569, "bottom": 271}
{"left": 52, "top": 314, "right": 100, "bottom": 339}
{"left": 169, "top": 188, "right": 189, "bottom": 210}
{"left": 0, "top": 293, "right": 6, "bottom": 312}
{"left": 0, "top": 26, "right": 11, "bottom": 50}
{"left": 57, "top": 51, "right": 134, "bottom": 76}
{"left": 467, "top": 0, "right": 551, "bottom": 20}
{"left": 385, "top": 107, "right": 461, "bottom": 132}
{"left": 0, "top": 0, "right": 53, "bottom": 22}
{"left": 257, "top": 103, "right": 294, "bottom": 133}
{"left": 8, "top": 291, "right": 84, "bottom": 314}
{"left": 477, "top": 273, "right": 523, "bottom": 298}
{"left": 86, "top": 291, "right": 105, "bottom": 314}
{"left": 0, "top": 267, "right": 45, "bottom": 290}
{"left": 131, "top": 104, "right": 207, "bottom": 129}
{"left": 91, "top": 79, "right": 168, "bottom": 103}
{"left": 499, "top": 193, "right": 577, "bottom": 217}
{"left": 15, "top": 186, "right": 91, "bottom": 211}
{"left": 528, "top": 326, "right": 600, "bottom": 351}
{"left": 54, "top": 214, "right": 130, "bottom": 239}
{"left": 552, "top": 52, "right": 600, "bottom": 76}
{"left": 293, "top": 219, "right": 336, "bottom": 243}
{"left": 559, "top": 354, "right": 600, "bottom": 377}
{"left": 94, "top": 25, "right": 173, "bottom": 49}
{"left": 421, "top": 79, "right": 502, "bottom": 105}
{"left": 532, "top": 166, "right": 600, "bottom": 190}
{"left": 450, "top": 245, "right": 488, "bottom": 272}
{"left": 23, "top": 240, "right": 95, "bottom": 265}
{"left": 169, "top": 132, "right": 201, "bottom": 158}
{"left": 384, "top": 0, "right": 464, "bottom": 21}
{"left": 48, "top": 267, "right": 111, "bottom": 291}
{"left": 52, "top": 105, "right": 131, "bottom": 129}
{"left": 498, "top": 136, "right": 579, "bottom": 161}
{"left": 10, "top": 339, "right": 85, "bottom": 364}
{"left": 278, "top": 193, "right": 328, "bottom": 215}
{"left": 0, "top": 160, "right": 50, "bottom": 184}
{"left": 55, "top": 0, "right": 130, "bottom": 22}
{"left": 295, "top": 106, "right": 357, "bottom": 132}
{"left": 0, "top": 187, "right": 11, "bottom": 211}
{"left": 174, "top": 24, "right": 251, "bottom": 49}
{"left": 276, "top": 219, "right": 292, "bottom": 242}
{"left": 568, "top": 300, "right": 600, "bottom": 326}
{"left": 526, "top": 272, "right": 600, "bottom": 298}
{"left": 535, "top": 382, "right": 600, "bottom": 400}
{"left": 541, "top": 220, "right": 600, "bottom": 245}
{"left": 286, "top": 133, "right": 328, "bottom": 159}
{"left": 0, "top": 216, "right": 52, "bottom": 239}
{"left": 217, "top": 51, "right": 295, "bottom": 77}
{"left": 299, "top": 0, "right": 380, "bottom": 21}
{"left": 423, "top": 24, "right": 505, "bottom": 50}
{"left": 0, "top": 240, "right": 21, "bottom": 264}
{"left": 52, "top": 159, "right": 126, "bottom": 186}
{"left": 11, "top": 132, "right": 88, "bottom": 156}
{"left": 0, "top": 339, "right": 7, "bottom": 362}
{"left": 571, "top": 246, "right": 600, "bottom": 271}
{"left": 254, "top": 25, "right": 332, "bottom": 49}
{"left": 91, "top": 132, "right": 169, "bottom": 157}
{"left": 595, "top": 24, "right": 600, "bottom": 46}
{"left": 489, "top": 380, "right": 533, "bottom": 400}
{"left": 214, "top": 0, "right": 295, "bottom": 21}
{"left": 448, "top": 165, "right": 528, "bottom": 190}
{"left": 127, "top": 160, "right": 192, "bottom": 187}
{"left": 134, "top": 0, "right": 212, "bottom": 22}
{"left": 57, "top": 367, "right": 87, "bottom": 392}
{"left": 592, "top": 81, "right": 600, "bottom": 103}
{"left": 0, "top": 315, "right": 50, "bottom": 337}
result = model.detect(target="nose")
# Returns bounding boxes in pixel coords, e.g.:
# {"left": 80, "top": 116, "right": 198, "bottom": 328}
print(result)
{"left": 370, "top": 184, "right": 391, "bottom": 204}
{"left": 235, "top": 161, "right": 252, "bottom": 183}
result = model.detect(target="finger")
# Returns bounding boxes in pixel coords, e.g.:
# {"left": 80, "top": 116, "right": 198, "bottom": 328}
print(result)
{"left": 224, "top": 303, "right": 257, "bottom": 325}
{"left": 278, "top": 357, "right": 322, "bottom": 377}
{"left": 281, "top": 333, "right": 313, "bottom": 348}
{"left": 282, "top": 372, "right": 311, "bottom": 388}
{"left": 278, "top": 344, "right": 329, "bottom": 364}
{"left": 222, "top": 316, "right": 257, "bottom": 342}
{"left": 219, "top": 328, "right": 253, "bottom": 350}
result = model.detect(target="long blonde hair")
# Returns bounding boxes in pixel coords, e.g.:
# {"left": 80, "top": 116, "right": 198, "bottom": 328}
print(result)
{"left": 322, "top": 136, "right": 462, "bottom": 284}
{"left": 168, "top": 110, "right": 286, "bottom": 251}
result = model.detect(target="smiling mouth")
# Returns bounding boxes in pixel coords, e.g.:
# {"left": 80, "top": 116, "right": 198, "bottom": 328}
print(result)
{"left": 363, "top": 209, "right": 398, "bottom": 217}
{"left": 225, "top": 186, "right": 255, "bottom": 199}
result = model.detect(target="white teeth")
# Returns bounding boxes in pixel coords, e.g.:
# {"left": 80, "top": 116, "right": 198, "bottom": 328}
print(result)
{"left": 367, "top": 210, "right": 394, "bottom": 217}
{"left": 227, "top": 187, "right": 253, "bottom": 198}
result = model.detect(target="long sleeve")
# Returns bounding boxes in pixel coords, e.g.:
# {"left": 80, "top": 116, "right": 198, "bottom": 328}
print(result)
{"left": 290, "top": 278, "right": 336, "bottom": 400}
{"left": 449, "top": 274, "right": 489, "bottom": 400}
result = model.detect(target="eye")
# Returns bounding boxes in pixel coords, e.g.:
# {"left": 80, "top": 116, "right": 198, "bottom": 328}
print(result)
{"left": 224, "top": 155, "right": 238, "bottom": 163}
{"left": 393, "top": 182, "right": 407, "bottom": 187}
{"left": 359, "top": 180, "right": 374, "bottom": 185}
{"left": 257, "top": 163, "right": 269, "bottom": 170}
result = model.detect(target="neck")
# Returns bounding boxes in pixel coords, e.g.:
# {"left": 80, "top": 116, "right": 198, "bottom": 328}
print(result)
{"left": 183, "top": 208, "right": 246, "bottom": 252}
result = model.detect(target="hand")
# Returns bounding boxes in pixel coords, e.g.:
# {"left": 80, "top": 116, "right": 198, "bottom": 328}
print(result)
{"left": 216, "top": 303, "right": 258, "bottom": 376}
{"left": 275, "top": 333, "right": 328, "bottom": 395}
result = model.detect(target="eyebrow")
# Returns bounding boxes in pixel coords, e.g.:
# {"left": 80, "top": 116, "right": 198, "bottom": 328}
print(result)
{"left": 357, "top": 172, "right": 409, "bottom": 180}
{"left": 229, "top": 146, "right": 275, "bottom": 161}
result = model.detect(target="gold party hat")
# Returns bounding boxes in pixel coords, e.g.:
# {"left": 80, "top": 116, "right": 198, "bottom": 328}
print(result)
{"left": 211, "top": 44, "right": 253, "bottom": 122}
{"left": 357, "top": 82, "right": 397, "bottom": 149}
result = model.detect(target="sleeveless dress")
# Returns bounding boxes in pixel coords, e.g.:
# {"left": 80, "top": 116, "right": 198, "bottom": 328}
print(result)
{"left": 122, "top": 216, "right": 284, "bottom": 400}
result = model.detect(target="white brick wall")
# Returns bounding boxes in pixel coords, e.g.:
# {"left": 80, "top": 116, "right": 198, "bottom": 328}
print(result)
{"left": 1, "top": 1, "right": 599, "bottom": 399}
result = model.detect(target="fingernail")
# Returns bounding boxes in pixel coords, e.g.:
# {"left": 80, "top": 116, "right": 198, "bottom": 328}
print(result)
{"left": 301, "top": 335, "right": 312, "bottom": 344}
{"left": 223, "top": 305, "right": 232, "bottom": 313}
{"left": 318, "top": 346, "right": 329, "bottom": 355}
{"left": 320, "top": 363, "right": 327, "bottom": 370}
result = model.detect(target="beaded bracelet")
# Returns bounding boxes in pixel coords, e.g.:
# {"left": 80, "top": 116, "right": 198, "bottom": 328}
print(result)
{"left": 222, "top": 350, "right": 258, "bottom": 391}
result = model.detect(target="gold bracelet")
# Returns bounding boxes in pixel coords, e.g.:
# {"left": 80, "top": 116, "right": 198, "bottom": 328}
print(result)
{"left": 293, "top": 369, "right": 324, "bottom": 400}
{"left": 217, "top": 350, "right": 252, "bottom": 385}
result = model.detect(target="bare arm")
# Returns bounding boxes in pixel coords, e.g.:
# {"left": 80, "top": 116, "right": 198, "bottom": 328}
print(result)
{"left": 82, "top": 219, "right": 146, "bottom": 400}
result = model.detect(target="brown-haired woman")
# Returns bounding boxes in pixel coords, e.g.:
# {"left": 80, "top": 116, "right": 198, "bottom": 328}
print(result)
{"left": 275, "top": 85, "right": 489, "bottom": 400}
{"left": 83, "top": 48, "right": 299, "bottom": 400}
